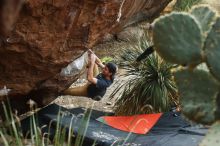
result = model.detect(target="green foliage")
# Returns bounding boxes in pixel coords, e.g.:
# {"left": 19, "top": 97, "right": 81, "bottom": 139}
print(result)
{"left": 1, "top": 103, "right": 23, "bottom": 146}
{"left": 112, "top": 35, "right": 178, "bottom": 115}
{"left": 174, "top": 0, "right": 202, "bottom": 11}
{"left": 214, "top": 93, "right": 220, "bottom": 120}
{"left": 0, "top": 100, "right": 136, "bottom": 145}
{"left": 204, "top": 17, "right": 220, "bottom": 81}
{"left": 115, "top": 33, "right": 152, "bottom": 75}
{"left": 174, "top": 69, "right": 219, "bottom": 124}
{"left": 100, "top": 56, "right": 114, "bottom": 64}
{"left": 152, "top": 4, "right": 220, "bottom": 126}
{"left": 199, "top": 121, "right": 220, "bottom": 146}
{"left": 0, "top": 100, "right": 94, "bottom": 146}
{"left": 153, "top": 12, "right": 203, "bottom": 65}
{"left": 190, "top": 5, "right": 217, "bottom": 34}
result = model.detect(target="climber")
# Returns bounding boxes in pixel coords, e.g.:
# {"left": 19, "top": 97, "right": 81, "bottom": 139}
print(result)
{"left": 63, "top": 49, "right": 117, "bottom": 101}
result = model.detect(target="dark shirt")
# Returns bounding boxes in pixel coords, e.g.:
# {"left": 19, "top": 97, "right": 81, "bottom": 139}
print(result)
{"left": 87, "top": 73, "right": 113, "bottom": 98}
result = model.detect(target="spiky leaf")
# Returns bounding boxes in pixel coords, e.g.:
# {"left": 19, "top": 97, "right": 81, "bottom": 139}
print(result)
{"left": 199, "top": 121, "right": 220, "bottom": 146}
{"left": 153, "top": 12, "right": 203, "bottom": 65}
{"left": 190, "top": 5, "right": 217, "bottom": 34}
{"left": 204, "top": 17, "right": 220, "bottom": 82}
{"left": 114, "top": 53, "right": 178, "bottom": 115}
{"left": 174, "top": 69, "right": 219, "bottom": 124}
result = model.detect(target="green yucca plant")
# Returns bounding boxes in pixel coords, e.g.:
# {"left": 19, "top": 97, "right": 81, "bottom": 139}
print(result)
{"left": 112, "top": 34, "right": 179, "bottom": 115}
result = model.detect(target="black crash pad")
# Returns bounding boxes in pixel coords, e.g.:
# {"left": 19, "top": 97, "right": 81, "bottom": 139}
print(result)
{"left": 21, "top": 104, "right": 207, "bottom": 146}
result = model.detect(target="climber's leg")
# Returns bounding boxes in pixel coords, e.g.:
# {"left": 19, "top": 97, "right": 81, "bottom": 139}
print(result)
{"left": 63, "top": 83, "right": 89, "bottom": 96}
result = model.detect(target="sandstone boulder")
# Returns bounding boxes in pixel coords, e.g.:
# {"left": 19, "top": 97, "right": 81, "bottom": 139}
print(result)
{"left": 0, "top": 0, "right": 171, "bottom": 113}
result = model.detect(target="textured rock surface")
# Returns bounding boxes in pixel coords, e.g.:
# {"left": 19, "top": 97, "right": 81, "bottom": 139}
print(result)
{"left": 0, "top": 0, "right": 171, "bottom": 113}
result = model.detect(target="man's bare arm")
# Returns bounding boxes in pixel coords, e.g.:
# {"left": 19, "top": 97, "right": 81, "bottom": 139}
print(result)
{"left": 88, "top": 49, "right": 105, "bottom": 69}
{"left": 87, "top": 54, "right": 98, "bottom": 84}
{"left": 95, "top": 56, "right": 105, "bottom": 69}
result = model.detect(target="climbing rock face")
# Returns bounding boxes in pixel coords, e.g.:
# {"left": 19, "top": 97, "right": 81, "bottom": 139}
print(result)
{"left": 0, "top": 0, "right": 171, "bottom": 113}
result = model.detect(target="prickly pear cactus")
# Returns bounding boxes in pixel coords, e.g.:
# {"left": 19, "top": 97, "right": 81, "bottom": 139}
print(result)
{"left": 204, "top": 17, "right": 220, "bottom": 82}
{"left": 153, "top": 12, "right": 203, "bottom": 65}
{"left": 190, "top": 5, "right": 217, "bottom": 34}
{"left": 199, "top": 121, "right": 220, "bottom": 146}
{"left": 214, "top": 92, "right": 220, "bottom": 120}
{"left": 174, "top": 69, "right": 219, "bottom": 124}
{"left": 152, "top": 4, "right": 220, "bottom": 126}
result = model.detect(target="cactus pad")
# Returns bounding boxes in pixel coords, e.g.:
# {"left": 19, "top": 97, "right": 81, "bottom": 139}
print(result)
{"left": 214, "top": 92, "right": 220, "bottom": 120}
{"left": 199, "top": 121, "right": 220, "bottom": 146}
{"left": 174, "top": 69, "right": 219, "bottom": 124}
{"left": 190, "top": 5, "right": 217, "bottom": 34}
{"left": 153, "top": 12, "right": 203, "bottom": 65}
{"left": 204, "top": 17, "right": 220, "bottom": 82}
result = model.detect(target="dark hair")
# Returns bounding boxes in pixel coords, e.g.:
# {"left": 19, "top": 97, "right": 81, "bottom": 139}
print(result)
{"left": 106, "top": 62, "right": 117, "bottom": 81}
